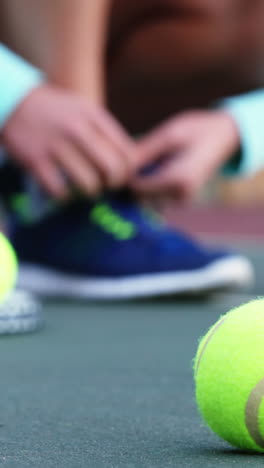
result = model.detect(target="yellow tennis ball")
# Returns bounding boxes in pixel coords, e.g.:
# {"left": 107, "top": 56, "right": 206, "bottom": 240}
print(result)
{"left": 0, "top": 232, "right": 18, "bottom": 302}
{"left": 194, "top": 299, "right": 264, "bottom": 453}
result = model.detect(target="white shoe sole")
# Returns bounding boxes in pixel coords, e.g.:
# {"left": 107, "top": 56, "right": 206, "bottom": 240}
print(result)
{"left": 0, "top": 289, "right": 43, "bottom": 335}
{"left": 16, "top": 256, "right": 254, "bottom": 300}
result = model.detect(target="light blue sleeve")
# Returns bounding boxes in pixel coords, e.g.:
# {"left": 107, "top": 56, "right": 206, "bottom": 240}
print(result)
{"left": 221, "top": 89, "right": 264, "bottom": 177}
{"left": 0, "top": 44, "right": 44, "bottom": 129}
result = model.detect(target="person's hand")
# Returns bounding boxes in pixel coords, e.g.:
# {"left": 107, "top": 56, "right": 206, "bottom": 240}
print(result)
{"left": 131, "top": 110, "right": 240, "bottom": 200}
{"left": 1, "top": 84, "right": 135, "bottom": 199}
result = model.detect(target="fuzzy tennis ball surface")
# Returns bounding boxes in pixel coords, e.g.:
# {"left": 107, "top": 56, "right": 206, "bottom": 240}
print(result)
{"left": 0, "top": 233, "right": 18, "bottom": 302}
{"left": 194, "top": 299, "right": 264, "bottom": 453}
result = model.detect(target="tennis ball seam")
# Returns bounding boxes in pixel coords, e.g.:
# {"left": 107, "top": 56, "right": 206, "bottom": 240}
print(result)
{"left": 195, "top": 316, "right": 227, "bottom": 376}
{"left": 245, "top": 379, "right": 264, "bottom": 449}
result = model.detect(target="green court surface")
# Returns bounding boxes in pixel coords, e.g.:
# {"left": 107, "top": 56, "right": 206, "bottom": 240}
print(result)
{"left": 0, "top": 244, "right": 264, "bottom": 467}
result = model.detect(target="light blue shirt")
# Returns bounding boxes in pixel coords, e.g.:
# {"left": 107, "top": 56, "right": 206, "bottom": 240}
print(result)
{"left": 0, "top": 44, "right": 44, "bottom": 128}
{"left": 221, "top": 89, "right": 264, "bottom": 176}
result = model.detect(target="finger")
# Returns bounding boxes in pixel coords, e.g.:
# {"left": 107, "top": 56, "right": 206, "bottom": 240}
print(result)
{"left": 136, "top": 123, "right": 183, "bottom": 170}
{"left": 133, "top": 143, "right": 220, "bottom": 199}
{"left": 31, "top": 159, "right": 70, "bottom": 200}
{"left": 52, "top": 141, "right": 103, "bottom": 196}
{"left": 70, "top": 125, "right": 131, "bottom": 189}
{"left": 131, "top": 167, "right": 177, "bottom": 195}
{"left": 130, "top": 152, "right": 197, "bottom": 198}
{"left": 88, "top": 107, "right": 137, "bottom": 170}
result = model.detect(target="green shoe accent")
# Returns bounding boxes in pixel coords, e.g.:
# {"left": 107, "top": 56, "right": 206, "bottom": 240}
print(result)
{"left": 11, "top": 193, "right": 57, "bottom": 223}
{"left": 90, "top": 202, "right": 137, "bottom": 240}
{"left": 11, "top": 194, "right": 33, "bottom": 223}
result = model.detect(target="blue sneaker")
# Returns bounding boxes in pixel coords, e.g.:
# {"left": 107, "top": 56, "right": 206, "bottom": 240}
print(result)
{"left": 9, "top": 193, "right": 253, "bottom": 299}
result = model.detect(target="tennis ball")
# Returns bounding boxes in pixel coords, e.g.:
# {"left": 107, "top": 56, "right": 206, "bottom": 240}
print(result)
{"left": 194, "top": 299, "right": 264, "bottom": 453}
{"left": 0, "top": 232, "right": 18, "bottom": 302}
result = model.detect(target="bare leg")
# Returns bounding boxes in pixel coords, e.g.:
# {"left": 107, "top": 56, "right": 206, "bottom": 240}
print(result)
{"left": 0, "top": 0, "right": 111, "bottom": 104}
